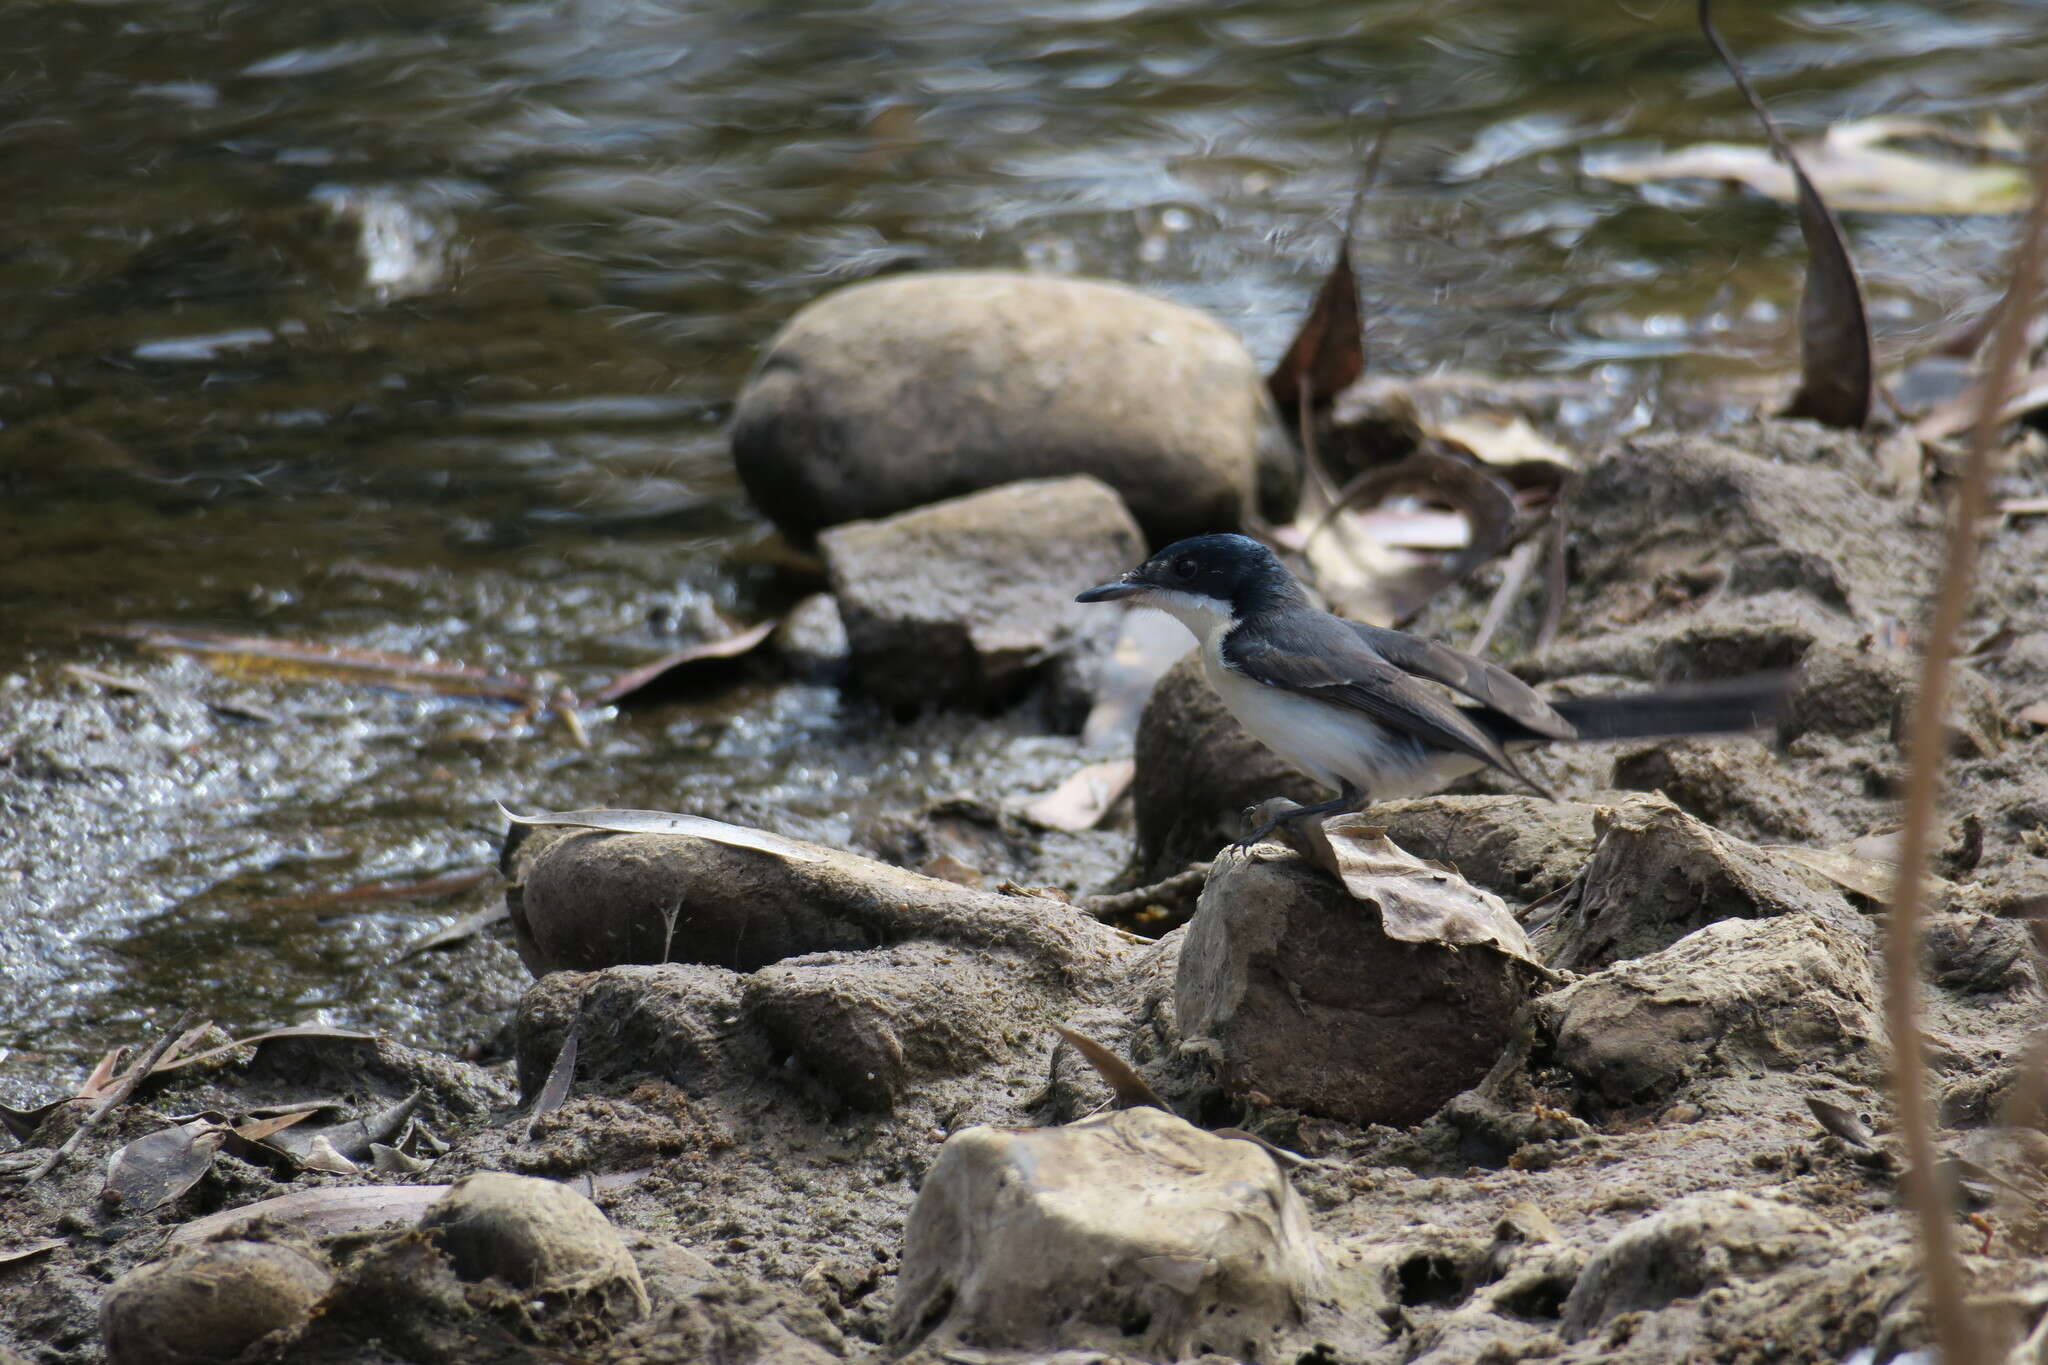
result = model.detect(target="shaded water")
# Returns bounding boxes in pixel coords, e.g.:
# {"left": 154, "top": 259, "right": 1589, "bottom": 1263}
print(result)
{"left": 2, "top": 0, "right": 2042, "bottom": 1093}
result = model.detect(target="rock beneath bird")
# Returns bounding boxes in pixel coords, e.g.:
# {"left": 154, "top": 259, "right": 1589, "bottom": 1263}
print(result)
{"left": 1533, "top": 913, "right": 1881, "bottom": 1109}
{"left": 101, "top": 1240, "right": 333, "bottom": 1365}
{"left": 819, "top": 475, "right": 1144, "bottom": 710}
{"left": 420, "top": 1172, "right": 648, "bottom": 1327}
{"left": 1132, "top": 651, "right": 1323, "bottom": 879}
{"left": 888, "top": 1106, "right": 1375, "bottom": 1361}
{"left": 1175, "top": 836, "right": 1536, "bottom": 1126}
{"left": 731, "top": 270, "right": 1298, "bottom": 546}
{"left": 1561, "top": 1193, "right": 1832, "bottom": 1341}
{"left": 1532, "top": 793, "right": 1856, "bottom": 973}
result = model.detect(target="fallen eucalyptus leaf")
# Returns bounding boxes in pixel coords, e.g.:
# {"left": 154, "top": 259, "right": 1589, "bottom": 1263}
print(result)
{"left": 528, "top": 1033, "right": 577, "bottom": 1136}
{"left": 1806, "top": 1095, "right": 1878, "bottom": 1149}
{"left": 299, "top": 1135, "right": 361, "bottom": 1175}
{"left": 1303, "top": 817, "right": 1539, "bottom": 967}
{"left": 1024, "top": 759, "right": 1137, "bottom": 833}
{"left": 395, "top": 903, "right": 511, "bottom": 962}
{"left": 103, "top": 1120, "right": 226, "bottom": 1213}
{"left": 1431, "top": 414, "right": 1576, "bottom": 471}
{"left": 1767, "top": 843, "right": 1950, "bottom": 905}
{"left": 86, "top": 625, "right": 543, "bottom": 704}
{"left": 1305, "top": 452, "right": 1519, "bottom": 625}
{"left": 146, "top": 1025, "right": 378, "bottom": 1078}
{"left": 1699, "top": 0, "right": 1870, "bottom": 429}
{"left": 586, "top": 618, "right": 778, "bottom": 708}
{"left": 497, "top": 804, "right": 825, "bottom": 863}
{"left": 169, "top": 1185, "right": 450, "bottom": 1247}
{"left": 0, "top": 1239, "right": 65, "bottom": 1268}
{"left": 1053, "top": 1026, "right": 1168, "bottom": 1113}
{"left": 1583, "top": 126, "right": 2031, "bottom": 215}
{"left": 370, "top": 1143, "right": 433, "bottom": 1176}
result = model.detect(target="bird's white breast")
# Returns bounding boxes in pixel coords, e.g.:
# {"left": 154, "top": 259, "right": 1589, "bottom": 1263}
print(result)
{"left": 1191, "top": 618, "right": 1480, "bottom": 800}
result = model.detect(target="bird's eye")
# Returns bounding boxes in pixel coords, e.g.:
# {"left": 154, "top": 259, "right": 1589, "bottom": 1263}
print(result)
{"left": 1172, "top": 556, "right": 1198, "bottom": 580}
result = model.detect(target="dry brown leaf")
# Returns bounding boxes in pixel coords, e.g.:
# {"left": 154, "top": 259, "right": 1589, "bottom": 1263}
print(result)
{"left": 1024, "top": 760, "right": 1137, "bottom": 833}
{"left": 102, "top": 1120, "right": 226, "bottom": 1213}
{"left": 1304, "top": 817, "right": 1539, "bottom": 967}
{"left": 1053, "top": 1026, "right": 1168, "bottom": 1112}
{"left": 587, "top": 619, "right": 777, "bottom": 708}
{"left": 499, "top": 804, "right": 825, "bottom": 863}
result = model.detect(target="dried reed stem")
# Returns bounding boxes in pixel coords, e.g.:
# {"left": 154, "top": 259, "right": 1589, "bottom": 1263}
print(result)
{"left": 1885, "top": 158, "right": 2048, "bottom": 1365}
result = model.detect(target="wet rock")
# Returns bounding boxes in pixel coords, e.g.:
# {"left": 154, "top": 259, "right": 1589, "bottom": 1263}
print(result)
{"left": 420, "top": 1172, "right": 649, "bottom": 1326}
{"left": 1368, "top": 795, "right": 1599, "bottom": 902}
{"left": 1567, "top": 428, "right": 1927, "bottom": 627}
{"left": 772, "top": 591, "right": 849, "bottom": 684}
{"left": 889, "top": 1106, "right": 1372, "bottom": 1360}
{"left": 1780, "top": 639, "right": 2003, "bottom": 756}
{"left": 512, "top": 826, "right": 1125, "bottom": 977}
{"left": 819, "top": 475, "right": 1144, "bottom": 710}
{"left": 1922, "top": 912, "right": 2035, "bottom": 995}
{"left": 1534, "top": 913, "right": 1881, "bottom": 1109}
{"left": 101, "top": 1240, "right": 332, "bottom": 1365}
{"left": 1133, "top": 651, "right": 1322, "bottom": 880}
{"left": 1608, "top": 740, "right": 1822, "bottom": 842}
{"left": 743, "top": 942, "right": 1038, "bottom": 1111}
{"left": 516, "top": 963, "right": 751, "bottom": 1098}
{"left": 732, "top": 270, "right": 1297, "bottom": 545}
{"left": 1561, "top": 1193, "right": 1832, "bottom": 1340}
{"left": 1534, "top": 794, "right": 1855, "bottom": 973}
{"left": 1175, "top": 845, "right": 1533, "bottom": 1126}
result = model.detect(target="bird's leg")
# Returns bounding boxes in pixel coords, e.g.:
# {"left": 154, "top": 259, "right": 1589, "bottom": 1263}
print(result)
{"left": 1229, "top": 783, "right": 1364, "bottom": 852}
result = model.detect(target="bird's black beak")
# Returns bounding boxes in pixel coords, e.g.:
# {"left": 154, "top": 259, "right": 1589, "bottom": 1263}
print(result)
{"left": 1076, "top": 573, "right": 1144, "bottom": 603}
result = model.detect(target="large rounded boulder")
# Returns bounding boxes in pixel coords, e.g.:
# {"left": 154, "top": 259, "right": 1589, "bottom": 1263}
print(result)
{"left": 731, "top": 270, "right": 1298, "bottom": 545}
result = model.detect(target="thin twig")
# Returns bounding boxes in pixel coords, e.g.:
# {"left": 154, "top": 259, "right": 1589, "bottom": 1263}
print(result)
{"left": 1081, "top": 864, "right": 1209, "bottom": 922}
{"left": 23, "top": 1009, "right": 196, "bottom": 1185}
{"left": 1885, "top": 154, "right": 2048, "bottom": 1365}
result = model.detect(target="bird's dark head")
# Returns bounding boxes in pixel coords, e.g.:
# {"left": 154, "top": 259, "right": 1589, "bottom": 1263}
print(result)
{"left": 1076, "top": 533, "right": 1303, "bottom": 630}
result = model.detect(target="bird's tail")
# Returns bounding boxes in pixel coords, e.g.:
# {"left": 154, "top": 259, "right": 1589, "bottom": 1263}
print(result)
{"left": 1478, "top": 672, "right": 1796, "bottom": 746}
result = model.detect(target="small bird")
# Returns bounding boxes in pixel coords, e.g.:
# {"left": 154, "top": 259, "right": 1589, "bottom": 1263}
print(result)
{"left": 1077, "top": 533, "right": 1792, "bottom": 846}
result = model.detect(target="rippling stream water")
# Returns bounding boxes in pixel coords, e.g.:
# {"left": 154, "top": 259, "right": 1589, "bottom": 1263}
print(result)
{"left": 2, "top": 0, "right": 2041, "bottom": 1094}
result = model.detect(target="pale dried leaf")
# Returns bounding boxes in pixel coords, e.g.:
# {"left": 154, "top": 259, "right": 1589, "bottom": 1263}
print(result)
{"left": 1806, "top": 1095, "right": 1878, "bottom": 1149}
{"left": 1431, "top": 413, "right": 1576, "bottom": 470}
{"left": 169, "top": 1185, "right": 450, "bottom": 1247}
{"left": 1053, "top": 1026, "right": 1168, "bottom": 1112}
{"left": 0, "top": 1240, "right": 65, "bottom": 1267}
{"left": 370, "top": 1143, "right": 433, "bottom": 1176}
{"left": 528, "top": 1033, "right": 577, "bottom": 1135}
{"left": 498, "top": 803, "right": 824, "bottom": 863}
{"left": 1767, "top": 843, "right": 1951, "bottom": 903}
{"left": 1024, "top": 760, "right": 1137, "bottom": 833}
{"left": 1306, "top": 817, "right": 1538, "bottom": 966}
{"left": 103, "top": 1120, "right": 226, "bottom": 1213}
{"left": 1584, "top": 136, "right": 2029, "bottom": 215}
{"left": 2016, "top": 701, "right": 2048, "bottom": 728}
{"left": 300, "top": 1135, "right": 362, "bottom": 1175}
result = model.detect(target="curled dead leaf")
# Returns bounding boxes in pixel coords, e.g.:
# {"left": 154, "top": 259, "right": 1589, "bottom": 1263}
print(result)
{"left": 498, "top": 803, "right": 826, "bottom": 863}
{"left": 1301, "top": 816, "right": 1540, "bottom": 968}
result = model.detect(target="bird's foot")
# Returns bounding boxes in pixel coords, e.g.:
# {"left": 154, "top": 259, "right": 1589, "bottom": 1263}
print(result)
{"left": 1227, "top": 789, "right": 1362, "bottom": 854}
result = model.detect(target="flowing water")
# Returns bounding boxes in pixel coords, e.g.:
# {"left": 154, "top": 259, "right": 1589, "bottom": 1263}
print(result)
{"left": 2, "top": 0, "right": 2042, "bottom": 1095}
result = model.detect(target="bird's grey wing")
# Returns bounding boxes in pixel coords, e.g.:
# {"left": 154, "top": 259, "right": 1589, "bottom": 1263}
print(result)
{"left": 1223, "top": 619, "right": 1555, "bottom": 798}
{"left": 1348, "top": 622, "right": 1575, "bottom": 740}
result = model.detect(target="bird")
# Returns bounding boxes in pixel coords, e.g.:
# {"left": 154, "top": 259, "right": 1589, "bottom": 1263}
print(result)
{"left": 1076, "top": 532, "right": 1792, "bottom": 847}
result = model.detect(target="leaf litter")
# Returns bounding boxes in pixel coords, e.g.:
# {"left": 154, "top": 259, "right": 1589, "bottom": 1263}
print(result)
{"left": 1698, "top": 0, "right": 1871, "bottom": 431}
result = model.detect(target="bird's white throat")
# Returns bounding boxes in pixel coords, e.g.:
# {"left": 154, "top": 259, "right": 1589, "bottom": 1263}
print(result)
{"left": 1135, "top": 588, "right": 1235, "bottom": 645}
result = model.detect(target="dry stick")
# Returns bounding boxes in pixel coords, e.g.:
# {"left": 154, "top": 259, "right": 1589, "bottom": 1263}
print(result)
{"left": 1886, "top": 160, "right": 2048, "bottom": 1365}
{"left": 24, "top": 1008, "right": 197, "bottom": 1185}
